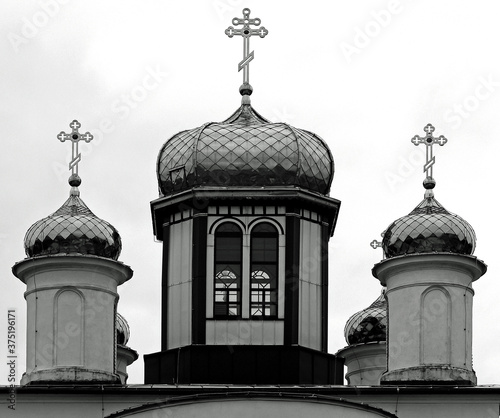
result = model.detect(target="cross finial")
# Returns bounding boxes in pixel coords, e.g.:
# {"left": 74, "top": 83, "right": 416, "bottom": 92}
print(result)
{"left": 411, "top": 123, "right": 447, "bottom": 189}
{"left": 57, "top": 120, "right": 93, "bottom": 189}
{"left": 225, "top": 8, "right": 268, "bottom": 99}
{"left": 370, "top": 239, "right": 382, "bottom": 249}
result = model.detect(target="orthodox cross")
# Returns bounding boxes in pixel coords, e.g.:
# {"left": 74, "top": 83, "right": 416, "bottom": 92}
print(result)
{"left": 411, "top": 123, "right": 447, "bottom": 180}
{"left": 57, "top": 120, "right": 93, "bottom": 176}
{"left": 225, "top": 8, "right": 268, "bottom": 90}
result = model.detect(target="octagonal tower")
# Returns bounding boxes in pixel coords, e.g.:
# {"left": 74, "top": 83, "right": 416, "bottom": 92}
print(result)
{"left": 144, "top": 9, "right": 342, "bottom": 385}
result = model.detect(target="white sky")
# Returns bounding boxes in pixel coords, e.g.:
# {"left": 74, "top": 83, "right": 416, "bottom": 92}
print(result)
{"left": 1, "top": 0, "right": 500, "bottom": 386}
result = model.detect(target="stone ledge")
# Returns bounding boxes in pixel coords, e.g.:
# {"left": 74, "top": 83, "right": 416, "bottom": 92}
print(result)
{"left": 21, "top": 367, "right": 121, "bottom": 386}
{"left": 380, "top": 365, "right": 477, "bottom": 386}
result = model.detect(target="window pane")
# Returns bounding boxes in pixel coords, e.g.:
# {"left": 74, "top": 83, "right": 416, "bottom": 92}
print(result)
{"left": 214, "top": 222, "right": 242, "bottom": 318}
{"left": 251, "top": 236, "right": 277, "bottom": 262}
{"left": 253, "top": 223, "right": 276, "bottom": 234}
{"left": 217, "top": 223, "right": 241, "bottom": 233}
{"left": 250, "top": 223, "right": 278, "bottom": 318}
{"left": 215, "top": 236, "right": 242, "bottom": 262}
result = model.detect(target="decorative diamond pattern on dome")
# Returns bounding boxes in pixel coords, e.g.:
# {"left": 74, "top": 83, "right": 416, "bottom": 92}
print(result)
{"left": 24, "top": 194, "right": 122, "bottom": 260}
{"left": 382, "top": 195, "right": 476, "bottom": 258}
{"left": 157, "top": 127, "right": 204, "bottom": 193}
{"left": 195, "top": 123, "right": 300, "bottom": 187}
{"left": 345, "top": 291, "right": 387, "bottom": 345}
{"left": 157, "top": 105, "right": 334, "bottom": 195}
{"left": 116, "top": 312, "right": 131, "bottom": 346}
{"left": 294, "top": 129, "right": 333, "bottom": 192}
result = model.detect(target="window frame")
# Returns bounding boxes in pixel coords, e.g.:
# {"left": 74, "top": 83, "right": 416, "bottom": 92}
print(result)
{"left": 213, "top": 222, "right": 243, "bottom": 319}
{"left": 207, "top": 216, "right": 284, "bottom": 321}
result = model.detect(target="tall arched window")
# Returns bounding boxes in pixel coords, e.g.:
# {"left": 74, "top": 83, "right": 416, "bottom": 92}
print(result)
{"left": 250, "top": 222, "right": 278, "bottom": 317}
{"left": 214, "top": 222, "right": 242, "bottom": 317}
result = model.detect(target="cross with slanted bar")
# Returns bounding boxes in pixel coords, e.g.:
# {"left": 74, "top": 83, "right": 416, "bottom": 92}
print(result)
{"left": 225, "top": 8, "right": 268, "bottom": 90}
{"left": 411, "top": 123, "right": 447, "bottom": 180}
{"left": 57, "top": 120, "right": 94, "bottom": 176}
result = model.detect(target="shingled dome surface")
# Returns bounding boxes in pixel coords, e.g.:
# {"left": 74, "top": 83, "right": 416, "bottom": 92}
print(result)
{"left": 157, "top": 104, "right": 334, "bottom": 196}
{"left": 24, "top": 192, "right": 122, "bottom": 260}
{"left": 382, "top": 193, "right": 476, "bottom": 259}
{"left": 345, "top": 291, "right": 387, "bottom": 345}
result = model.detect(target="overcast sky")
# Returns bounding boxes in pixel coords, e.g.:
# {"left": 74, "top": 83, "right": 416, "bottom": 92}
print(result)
{"left": 1, "top": 0, "right": 500, "bottom": 386}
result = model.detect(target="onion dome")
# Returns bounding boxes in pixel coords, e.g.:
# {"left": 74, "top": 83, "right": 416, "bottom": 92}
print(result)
{"left": 344, "top": 290, "right": 387, "bottom": 345}
{"left": 382, "top": 124, "right": 476, "bottom": 259}
{"left": 382, "top": 189, "right": 476, "bottom": 259}
{"left": 24, "top": 176, "right": 122, "bottom": 260}
{"left": 157, "top": 103, "right": 334, "bottom": 196}
{"left": 116, "top": 312, "right": 131, "bottom": 346}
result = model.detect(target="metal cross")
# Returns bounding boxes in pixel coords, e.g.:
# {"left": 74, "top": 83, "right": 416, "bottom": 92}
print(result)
{"left": 411, "top": 123, "right": 447, "bottom": 180}
{"left": 57, "top": 120, "right": 93, "bottom": 176}
{"left": 225, "top": 8, "right": 268, "bottom": 89}
{"left": 370, "top": 239, "right": 382, "bottom": 249}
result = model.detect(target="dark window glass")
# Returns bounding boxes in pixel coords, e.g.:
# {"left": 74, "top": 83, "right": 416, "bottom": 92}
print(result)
{"left": 250, "top": 223, "right": 278, "bottom": 317}
{"left": 214, "top": 222, "right": 242, "bottom": 317}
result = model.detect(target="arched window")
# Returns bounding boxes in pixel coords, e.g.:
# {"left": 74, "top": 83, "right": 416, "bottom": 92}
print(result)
{"left": 214, "top": 222, "right": 242, "bottom": 317}
{"left": 250, "top": 222, "right": 278, "bottom": 317}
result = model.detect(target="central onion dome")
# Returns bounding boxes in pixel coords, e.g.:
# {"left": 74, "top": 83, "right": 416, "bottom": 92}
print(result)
{"left": 382, "top": 186, "right": 476, "bottom": 259}
{"left": 157, "top": 103, "right": 334, "bottom": 196}
{"left": 344, "top": 290, "right": 387, "bottom": 345}
{"left": 24, "top": 176, "right": 122, "bottom": 260}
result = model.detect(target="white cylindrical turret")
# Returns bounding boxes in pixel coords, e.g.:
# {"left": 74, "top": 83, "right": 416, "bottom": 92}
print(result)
{"left": 13, "top": 256, "right": 132, "bottom": 385}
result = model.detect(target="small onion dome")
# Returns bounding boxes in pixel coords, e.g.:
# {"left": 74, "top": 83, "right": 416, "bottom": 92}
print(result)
{"left": 24, "top": 187, "right": 122, "bottom": 260}
{"left": 382, "top": 192, "right": 476, "bottom": 258}
{"left": 116, "top": 312, "right": 131, "bottom": 346}
{"left": 344, "top": 290, "right": 387, "bottom": 345}
{"left": 157, "top": 103, "right": 334, "bottom": 196}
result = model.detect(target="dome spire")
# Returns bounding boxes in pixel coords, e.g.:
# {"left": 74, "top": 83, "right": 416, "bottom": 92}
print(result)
{"left": 411, "top": 123, "right": 448, "bottom": 197}
{"left": 57, "top": 119, "right": 94, "bottom": 195}
{"left": 225, "top": 8, "right": 268, "bottom": 104}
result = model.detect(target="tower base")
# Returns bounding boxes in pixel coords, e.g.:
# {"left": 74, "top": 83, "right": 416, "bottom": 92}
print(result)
{"left": 145, "top": 345, "right": 344, "bottom": 385}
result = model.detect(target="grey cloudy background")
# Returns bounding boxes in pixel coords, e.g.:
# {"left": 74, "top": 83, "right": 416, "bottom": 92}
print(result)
{"left": 1, "top": 0, "right": 500, "bottom": 385}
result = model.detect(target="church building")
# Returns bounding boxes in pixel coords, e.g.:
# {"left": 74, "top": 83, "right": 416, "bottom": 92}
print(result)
{"left": 2, "top": 8, "right": 500, "bottom": 418}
